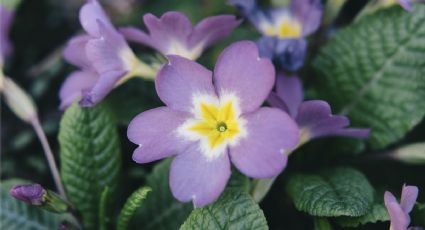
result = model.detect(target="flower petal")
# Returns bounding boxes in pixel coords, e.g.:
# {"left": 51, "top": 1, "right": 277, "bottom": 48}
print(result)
{"left": 188, "top": 15, "right": 241, "bottom": 49}
{"left": 170, "top": 145, "right": 231, "bottom": 207}
{"left": 400, "top": 185, "right": 419, "bottom": 214}
{"left": 384, "top": 191, "right": 410, "bottom": 230}
{"left": 296, "top": 100, "right": 370, "bottom": 139}
{"left": 79, "top": 0, "right": 115, "bottom": 37}
{"left": 155, "top": 55, "right": 216, "bottom": 112}
{"left": 230, "top": 107, "right": 299, "bottom": 178}
{"left": 128, "top": 107, "right": 191, "bottom": 163}
{"left": 257, "top": 36, "right": 277, "bottom": 59}
{"left": 59, "top": 71, "right": 99, "bottom": 110}
{"left": 275, "top": 38, "right": 307, "bottom": 72}
{"left": 275, "top": 74, "right": 304, "bottom": 118}
{"left": 79, "top": 69, "right": 126, "bottom": 107}
{"left": 267, "top": 92, "right": 290, "bottom": 114}
{"left": 214, "top": 41, "right": 275, "bottom": 113}
{"left": 290, "top": 0, "right": 323, "bottom": 36}
{"left": 0, "top": 6, "right": 14, "bottom": 61}
{"left": 398, "top": 0, "right": 413, "bottom": 11}
{"left": 63, "top": 34, "right": 92, "bottom": 70}
{"left": 119, "top": 26, "right": 155, "bottom": 47}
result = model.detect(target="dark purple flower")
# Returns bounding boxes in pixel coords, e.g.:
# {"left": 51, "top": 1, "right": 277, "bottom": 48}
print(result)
{"left": 60, "top": 0, "right": 155, "bottom": 109}
{"left": 119, "top": 11, "right": 241, "bottom": 60}
{"left": 230, "top": 0, "right": 323, "bottom": 71}
{"left": 128, "top": 41, "right": 299, "bottom": 207}
{"left": 0, "top": 5, "right": 15, "bottom": 66}
{"left": 268, "top": 74, "right": 369, "bottom": 145}
{"left": 384, "top": 185, "right": 422, "bottom": 230}
{"left": 10, "top": 184, "right": 46, "bottom": 205}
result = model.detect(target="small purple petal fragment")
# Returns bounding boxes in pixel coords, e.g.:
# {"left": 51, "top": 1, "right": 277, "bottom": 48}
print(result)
{"left": 290, "top": 0, "right": 323, "bottom": 36}
{"left": 400, "top": 185, "right": 419, "bottom": 214}
{"left": 10, "top": 184, "right": 45, "bottom": 205}
{"left": 275, "top": 38, "right": 307, "bottom": 72}
{"left": 384, "top": 191, "right": 411, "bottom": 230}
{"left": 275, "top": 74, "right": 304, "bottom": 118}
{"left": 170, "top": 145, "right": 231, "bottom": 208}
{"left": 79, "top": 0, "right": 115, "bottom": 37}
{"left": 230, "top": 108, "right": 299, "bottom": 178}
{"left": 0, "top": 6, "right": 14, "bottom": 63}
{"left": 119, "top": 26, "right": 154, "bottom": 47}
{"left": 59, "top": 71, "right": 99, "bottom": 110}
{"left": 128, "top": 107, "right": 190, "bottom": 163}
{"left": 155, "top": 55, "right": 216, "bottom": 112}
{"left": 398, "top": 0, "right": 414, "bottom": 11}
{"left": 214, "top": 41, "right": 275, "bottom": 113}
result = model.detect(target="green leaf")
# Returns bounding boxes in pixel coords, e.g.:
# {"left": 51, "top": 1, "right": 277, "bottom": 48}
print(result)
{"left": 180, "top": 189, "right": 268, "bottom": 230}
{"left": 335, "top": 202, "right": 389, "bottom": 227}
{"left": 58, "top": 103, "right": 122, "bottom": 229}
{"left": 117, "top": 186, "right": 151, "bottom": 230}
{"left": 314, "top": 218, "right": 333, "bottom": 230}
{"left": 0, "top": 179, "right": 63, "bottom": 230}
{"left": 129, "top": 159, "right": 192, "bottom": 230}
{"left": 313, "top": 6, "right": 425, "bottom": 148}
{"left": 98, "top": 187, "right": 110, "bottom": 230}
{"left": 287, "top": 167, "right": 374, "bottom": 217}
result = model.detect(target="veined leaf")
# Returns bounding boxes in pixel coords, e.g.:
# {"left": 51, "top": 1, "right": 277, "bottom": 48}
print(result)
{"left": 0, "top": 179, "right": 63, "bottom": 230}
{"left": 59, "top": 103, "right": 122, "bottom": 229}
{"left": 129, "top": 159, "right": 192, "bottom": 230}
{"left": 117, "top": 186, "right": 151, "bottom": 230}
{"left": 335, "top": 202, "right": 389, "bottom": 227}
{"left": 287, "top": 167, "right": 374, "bottom": 217}
{"left": 313, "top": 5, "right": 425, "bottom": 148}
{"left": 180, "top": 189, "right": 268, "bottom": 230}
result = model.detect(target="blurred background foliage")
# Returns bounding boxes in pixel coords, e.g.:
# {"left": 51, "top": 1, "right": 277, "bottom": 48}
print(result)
{"left": 1, "top": 0, "right": 424, "bottom": 229}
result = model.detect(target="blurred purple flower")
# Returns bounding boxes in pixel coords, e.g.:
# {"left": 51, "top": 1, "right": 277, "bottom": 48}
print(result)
{"left": 398, "top": 0, "right": 425, "bottom": 11}
{"left": 384, "top": 184, "right": 422, "bottom": 230}
{"left": 10, "top": 184, "right": 46, "bottom": 205}
{"left": 230, "top": 0, "right": 322, "bottom": 71}
{"left": 268, "top": 74, "right": 369, "bottom": 145}
{"left": 0, "top": 5, "right": 15, "bottom": 66}
{"left": 119, "top": 11, "right": 241, "bottom": 60}
{"left": 128, "top": 41, "right": 299, "bottom": 207}
{"left": 60, "top": 0, "right": 155, "bottom": 109}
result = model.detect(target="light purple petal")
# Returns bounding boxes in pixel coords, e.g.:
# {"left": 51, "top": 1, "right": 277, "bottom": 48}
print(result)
{"left": 398, "top": 0, "right": 413, "bottom": 11}
{"left": 63, "top": 34, "right": 92, "bottom": 70}
{"left": 230, "top": 108, "right": 299, "bottom": 178}
{"left": 275, "top": 74, "right": 304, "bottom": 118}
{"left": 128, "top": 107, "right": 191, "bottom": 163}
{"left": 155, "top": 55, "right": 216, "bottom": 113}
{"left": 0, "top": 6, "right": 14, "bottom": 62}
{"left": 267, "top": 92, "right": 290, "bottom": 114}
{"left": 290, "top": 0, "right": 323, "bottom": 36}
{"left": 384, "top": 191, "right": 410, "bottom": 230}
{"left": 79, "top": 69, "right": 126, "bottom": 107}
{"left": 170, "top": 145, "right": 231, "bottom": 207}
{"left": 214, "top": 41, "right": 275, "bottom": 113}
{"left": 229, "top": 0, "right": 267, "bottom": 32}
{"left": 188, "top": 15, "right": 241, "bottom": 49}
{"left": 79, "top": 0, "right": 115, "bottom": 37}
{"left": 400, "top": 185, "right": 419, "bottom": 214}
{"left": 296, "top": 100, "right": 370, "bottom": 139}
{"left": 59, "top": 71, "right": 99, "bottom": 110}
{"left": 85, "top": 20, "right": 128, "bottom": 74}
{"left": 119, "top": 26, "right": 155, "bottom": 48}
{"left": 257, "top": 36, "right": 277, "bottom": 59}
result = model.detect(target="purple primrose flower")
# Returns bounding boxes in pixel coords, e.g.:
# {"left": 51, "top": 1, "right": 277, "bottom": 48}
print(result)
{"left": 119, "top": 11, "right": 241, "bottom": 60}
{"left": 230, "top": 0, "right": 323, "bottom": 71}
{"left": 0, "top": 4, "right": 16, "bottom": 67}
{"left": 60, "top": 0, "right": 154, "bottom": 109}
{"left": 384, "top": 184, "right": 422, "bottom": 230}
{"left": 10, "top": 184, "right": 46, "bottom": 205}
{"left": 127, "top": 41, "right": 299, "bottom": 207}
{"left": 268, "top": 74, "right": 369, "bottom": 145}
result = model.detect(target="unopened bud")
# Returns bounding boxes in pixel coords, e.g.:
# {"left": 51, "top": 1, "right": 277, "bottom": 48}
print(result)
{"left": 391, "top": 143, "right": 425, "bottom": 165}
{"left": 0, "top": 75, "right": 38, "bottom": 123}
{"left": 10, "top": 183, "right": 70, "bottom": 213}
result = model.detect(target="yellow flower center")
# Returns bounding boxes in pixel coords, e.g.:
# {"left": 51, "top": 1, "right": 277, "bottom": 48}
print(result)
{"left": 178, "top": 94, "right": 247, "bottom": 159}
{"left": 263, "top": 17, "right": 302, "bottom": 39}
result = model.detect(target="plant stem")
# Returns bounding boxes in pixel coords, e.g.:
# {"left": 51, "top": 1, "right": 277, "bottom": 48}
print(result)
{"left": 31, "top": 117, "right": 67, "bottom": 200}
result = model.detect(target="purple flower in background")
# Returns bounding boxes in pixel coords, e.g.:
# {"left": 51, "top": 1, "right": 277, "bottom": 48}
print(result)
{"left": 230, "top": 0, "right": 322, "bottom": 71}
{"left": 128, "top": 41, "right": 299, "bottom": 207}
{"left": 10, "top": 184, "right": 46, "bottom": 205}
{"left": 0, "top": 4, "right": 16, "bottom": 67}
{"left": 397, "top": 0, "right": 425, "bottom": 11}
{"left": 384, "top": 185, "right": 422, "bottom": 230}
{"left": 268, "top": 74, "right": 369, "bottom": 145}
{"left": 60, "top": 0, "right": 155, "bottom": 109}
{"left": 119, "top": 11, "right": 241, "bottom": 60}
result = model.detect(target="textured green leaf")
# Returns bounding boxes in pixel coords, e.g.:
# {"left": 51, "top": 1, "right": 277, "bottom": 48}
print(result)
{"left": 335, "top": 202, "right": 389, "bottom": 227}
{"left": 98, "top": 187, "right": 110, "bottom": 230}
{"left": 117, "top": 186, "right": 151, "bottom": 230}
{"left": 0, "top": 179, "right": 63, "bottom": 230}
{"left": 287, "top": 167, "right": 374, "bottom": 217}
{"left": 180, "top": 188, "right": 268, "bottom": 230}
{"left": 130, "top": 159, "right": 192, "bottom": 230}
{"left": 313, "top": 5, "right": 425, "bottom": 148}
{"left": 58, "top": 103, "right": 122, "bottom": 229}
